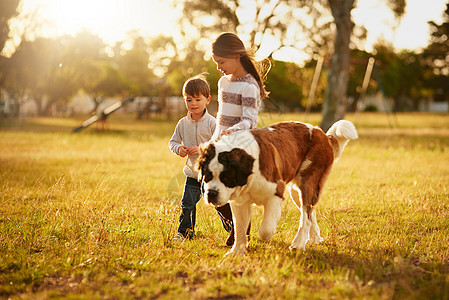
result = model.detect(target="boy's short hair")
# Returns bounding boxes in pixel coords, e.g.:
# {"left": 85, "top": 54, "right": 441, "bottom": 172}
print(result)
{"left": 182, "top": 73, "right": 210, "bottom": 98}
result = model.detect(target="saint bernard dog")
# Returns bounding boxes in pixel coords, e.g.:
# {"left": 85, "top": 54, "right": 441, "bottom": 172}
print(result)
{"left": 197, "top": 120, "right": 358, "bottom": 256}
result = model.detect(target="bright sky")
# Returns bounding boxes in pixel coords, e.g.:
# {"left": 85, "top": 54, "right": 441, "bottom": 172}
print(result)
{"left": 6, "top": 0, "right": 447, "bottom": 62}
{"left": 352, "top": 0, "right": 447, "bottom": 52}
{"left": 14, "top": 0, "right": 180, "bottom": 44}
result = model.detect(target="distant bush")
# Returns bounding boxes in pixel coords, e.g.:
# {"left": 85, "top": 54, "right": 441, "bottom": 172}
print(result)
{"left": 364, "top": 104, "right": 378, "bottom": 112}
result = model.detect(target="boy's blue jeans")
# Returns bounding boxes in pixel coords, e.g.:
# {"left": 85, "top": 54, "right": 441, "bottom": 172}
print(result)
{"left": 178, "top": 177, "right": 202, "bottom": 238}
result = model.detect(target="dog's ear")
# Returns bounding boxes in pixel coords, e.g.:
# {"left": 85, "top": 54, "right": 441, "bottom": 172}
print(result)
{"left": 227, "top": 148, "right": 255, "bottom": 175}
{"left": 218, "top": 148, "right": 255, "bottom": 187}
{"left": 218, "top": 148, "right": 254, "bottom": 168}
{"left": 196, "top": 143, "right": 216, "bottom": 182}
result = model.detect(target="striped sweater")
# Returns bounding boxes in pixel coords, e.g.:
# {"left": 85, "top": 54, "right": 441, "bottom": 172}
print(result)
{"left": 212, "top": 73, "right": 261, "bottom": 140}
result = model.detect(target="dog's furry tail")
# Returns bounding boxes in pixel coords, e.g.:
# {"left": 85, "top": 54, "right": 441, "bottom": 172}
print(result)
{"left": 326, "top": 120, "right": 358, "bottom": 161}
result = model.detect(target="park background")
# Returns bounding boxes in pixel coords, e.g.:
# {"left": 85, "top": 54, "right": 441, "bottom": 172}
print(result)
{"left": 1, "top": 0, "right": 449, "bottom": 299}
{"left": 1, "top": 0, "right": 448, "bottom": 123}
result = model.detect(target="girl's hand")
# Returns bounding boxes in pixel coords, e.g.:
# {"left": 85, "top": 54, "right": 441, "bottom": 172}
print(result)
{"left": 178, "top": 146, "right": 188, "bottom": 157}
{"left": 221, "top": 129, "right": 234, "bottom": 136}
{"left": 187, "top": 146, "right": 199, "bottom": 155}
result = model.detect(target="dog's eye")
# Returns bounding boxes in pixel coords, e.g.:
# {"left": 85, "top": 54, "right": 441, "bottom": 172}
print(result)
{"left": 219, "top": 173, "right": 231, "bottom": 185}
{"left": 204, "top": 170, "right": 213, "bottom": 182}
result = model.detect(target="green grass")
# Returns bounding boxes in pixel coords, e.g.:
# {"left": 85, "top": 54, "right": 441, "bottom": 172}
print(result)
{"left": 1, "top": 112, "right": 448, "bottom": 299}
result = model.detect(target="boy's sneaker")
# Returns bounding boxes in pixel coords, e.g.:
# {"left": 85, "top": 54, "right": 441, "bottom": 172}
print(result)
{"left": 173, "top": 233, "right": 185, "bottom": 243}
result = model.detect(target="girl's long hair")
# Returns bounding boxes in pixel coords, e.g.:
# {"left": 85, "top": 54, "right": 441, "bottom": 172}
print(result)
{"left": 212, "top": 32, "right": 271, "bottom": 99}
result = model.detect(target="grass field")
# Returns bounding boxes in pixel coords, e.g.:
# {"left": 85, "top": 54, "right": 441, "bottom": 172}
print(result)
{"left": 1, "top": 112, "right": 448, "bottom": 299}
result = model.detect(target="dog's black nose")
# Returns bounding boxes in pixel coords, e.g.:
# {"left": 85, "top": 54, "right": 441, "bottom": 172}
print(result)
{"left": 207, "top": 190, "right": 219, "bottom": 203}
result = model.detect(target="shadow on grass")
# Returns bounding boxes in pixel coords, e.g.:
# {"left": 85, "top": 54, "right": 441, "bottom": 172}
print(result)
{"left": 250, "top": 237, "right": 448, "bottom": 280}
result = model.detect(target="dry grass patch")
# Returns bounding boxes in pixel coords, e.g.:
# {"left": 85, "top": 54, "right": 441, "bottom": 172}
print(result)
{"left": 1, "top": 113, "right": 448, "bottom": 299}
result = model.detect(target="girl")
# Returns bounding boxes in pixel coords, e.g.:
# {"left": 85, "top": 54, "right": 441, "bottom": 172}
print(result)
{"left": 211, "top": 32, "right": 271, "bottom": 246}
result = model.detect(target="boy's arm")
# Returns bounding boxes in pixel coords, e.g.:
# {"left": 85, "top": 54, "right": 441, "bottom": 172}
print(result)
{"left": 168, "top": 120, "right": 183, "bottom": 155}
{"left": 211, "top": 116, "right": 217, "bottom": 135}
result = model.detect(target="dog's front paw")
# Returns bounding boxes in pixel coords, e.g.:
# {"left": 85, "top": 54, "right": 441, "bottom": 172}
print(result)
{"left": 310, "top": 235, "right": 324, "bottom": 245}
{"left": 289, "top": 243, "right": 306, "bottom": 252}
{"left": 225, "top": 244, "right": 246, "bottom": 256}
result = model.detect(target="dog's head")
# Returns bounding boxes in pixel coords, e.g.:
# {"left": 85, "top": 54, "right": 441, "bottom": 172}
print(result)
{"left": 197, "top": 142, "right": 255, "bottom": 207}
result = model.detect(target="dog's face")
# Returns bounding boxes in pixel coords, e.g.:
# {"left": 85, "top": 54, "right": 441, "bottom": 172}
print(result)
{"left": 197, "top": 142, "right": 255, "bottom": 207}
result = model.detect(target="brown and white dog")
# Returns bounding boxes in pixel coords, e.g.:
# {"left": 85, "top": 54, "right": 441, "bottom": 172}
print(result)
{"left": 197, "top": 120, "right": 358, "bottom": 256}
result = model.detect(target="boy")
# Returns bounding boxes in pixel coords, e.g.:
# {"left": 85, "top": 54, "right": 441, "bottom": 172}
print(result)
{"left": 168, "top": 74, "right": 216, "bottom": 241}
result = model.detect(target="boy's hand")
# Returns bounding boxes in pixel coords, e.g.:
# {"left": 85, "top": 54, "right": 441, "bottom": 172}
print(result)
{"left": 178, "top": 146, "right": 188, "bottom": 157}
{"left": 187, "top": 146, "right": 199, "bottom": 155}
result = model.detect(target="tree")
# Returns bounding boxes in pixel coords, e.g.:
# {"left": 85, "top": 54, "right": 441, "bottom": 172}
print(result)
{"left": 423, "top": 1, "right": 449, "bottom": 110}
{"left": 426, "top": 2, "right": 449, "bottom": 76}
{"left": 176, "top": 0, "right": 335, "bottom": 59}
{"left": 0, "top": 0, "right": 20, "bottom": 89}
{"left": 320, "top": 0, "right": 406, "bottom": 131}
{"left": 176, "top": 0, "right": 407, "bottom": 129}
{"left": 62, "top": 30, "right": 130, "bottom": 114}
{"left": 84, "top": 61, "right": 131, "bottom": 114}
{"left": 320, "top": 0, "right": 354, "bottom": 131}
{"left": 161, "top": 39, "right": 213, "bottom": 95}
{"left": 265, "top": 60, "right": 303, "bottom": 111}
{"left": 374, "top": 43, "right": 428, "bottom": 111}
{"left": 115, "top": 36, "right": 156, "bottom": 96}
{"left": 173, "top": 0, "right": 335, "bottom": 116}
{"left": 5, "top": 37, "right": 57, "bottom": 114}
{"left": 0, "top": 0, "right": 20, "bottom": 53}
{"left": 5, "top": 32, "right": 107, "bottom": 115}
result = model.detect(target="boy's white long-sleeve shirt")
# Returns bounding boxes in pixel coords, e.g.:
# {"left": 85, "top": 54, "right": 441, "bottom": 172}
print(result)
{"left": 169, "top": 109, "right": 216, "bottom": 178}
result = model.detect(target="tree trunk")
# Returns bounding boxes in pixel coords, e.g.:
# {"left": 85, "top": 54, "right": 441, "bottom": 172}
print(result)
{"left": 33, "top": 96, "right": 45, "bottom": 116}
{"left": 320, "top": 0, "right": 354, "bottom": 131}
{"left": 43, "top": 99, "right": 54, "bottom": 116}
